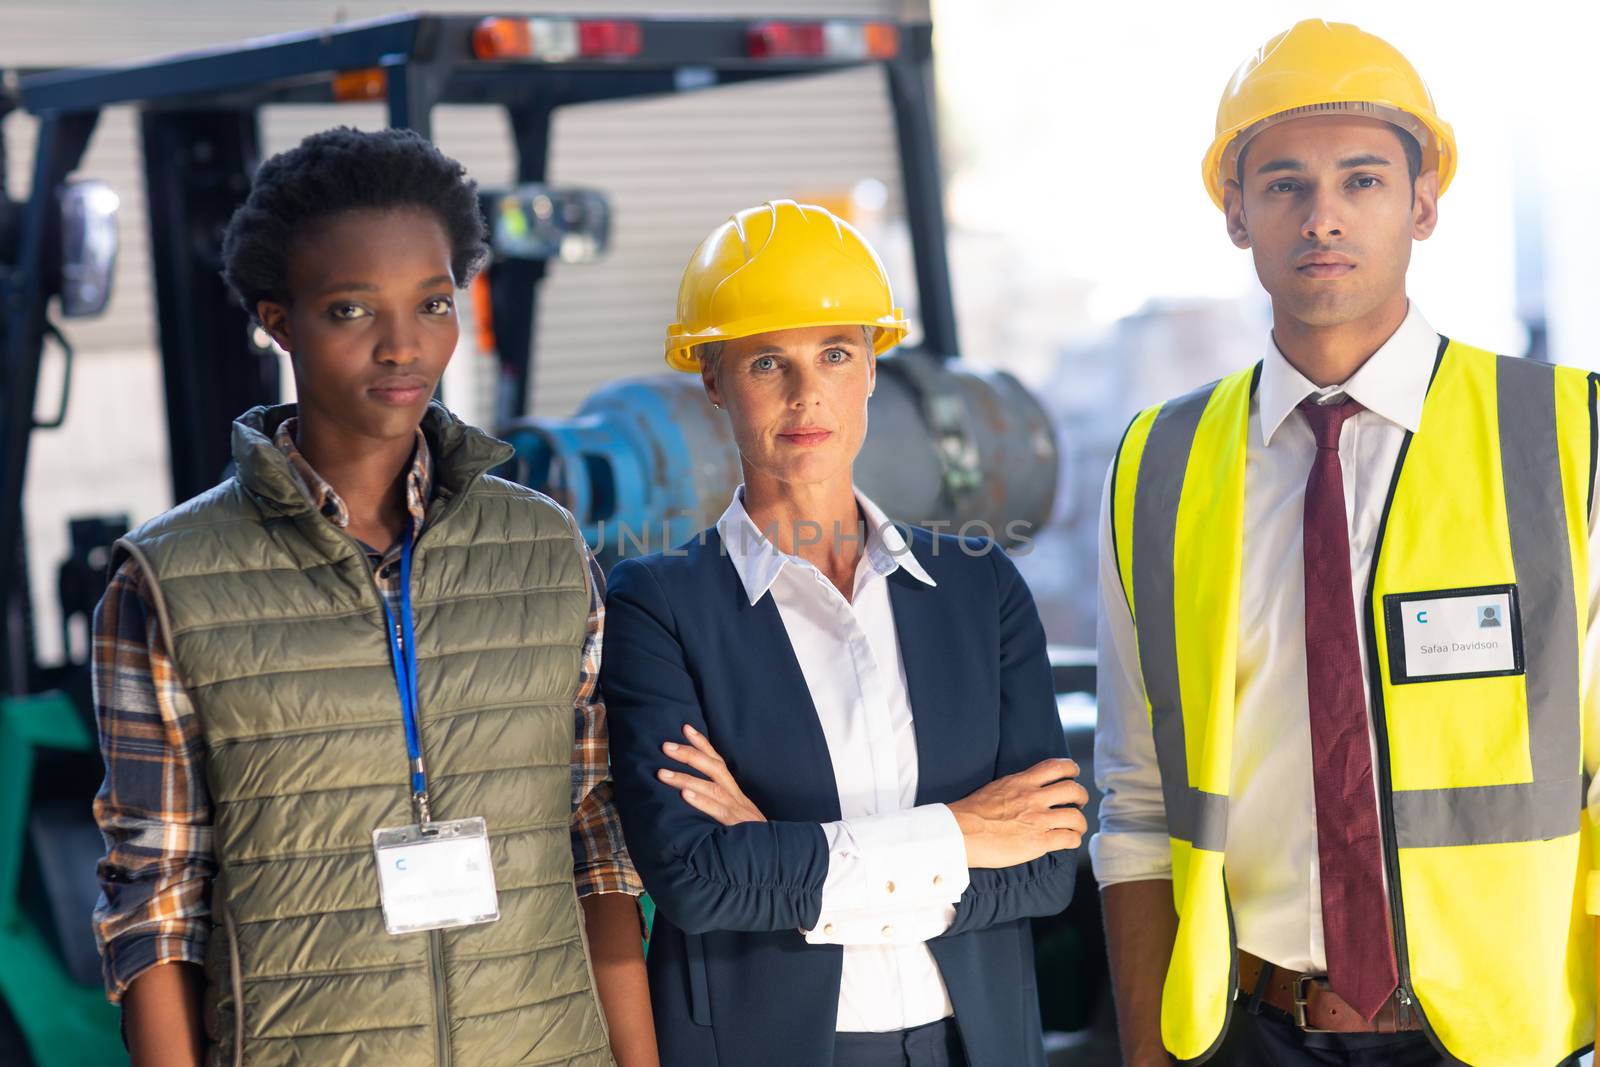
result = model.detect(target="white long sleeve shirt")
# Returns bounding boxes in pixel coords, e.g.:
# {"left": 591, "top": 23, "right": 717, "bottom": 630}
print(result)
{"left": 1090, "top": 304, "right": 1600, "bottom": 973}
{"left": 715, "top": 488, "right": 971, "bottom": 1033}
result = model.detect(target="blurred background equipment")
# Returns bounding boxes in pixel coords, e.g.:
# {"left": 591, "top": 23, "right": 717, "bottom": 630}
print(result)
{"left": 0, "top": 9, "right": 1104, "bottom": 1066}
{"left": 486, "top": 184, "right": 611, "bottom": 265}
{"left": 12, "top": 2, "right": 1586, "bottom": 1062}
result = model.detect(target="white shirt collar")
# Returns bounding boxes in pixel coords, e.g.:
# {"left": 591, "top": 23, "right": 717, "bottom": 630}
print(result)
{"left": 715, "top": 486, "right": 937, "bottom": 607}
{"left": 1258, "top": 302, "right": 1439, "bottom": 447}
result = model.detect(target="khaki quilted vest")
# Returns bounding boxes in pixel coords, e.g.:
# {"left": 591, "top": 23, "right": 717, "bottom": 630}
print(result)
{"left": 114, "top": 403, "right": 613, "bottom": 1067}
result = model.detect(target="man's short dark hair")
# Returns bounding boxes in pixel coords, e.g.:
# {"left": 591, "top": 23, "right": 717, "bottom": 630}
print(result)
{"left": 1235, "top": 124, "right": 1424, "bottom": 189}
{"left": 221, "top": 126, "right": 489, "bottom": 318}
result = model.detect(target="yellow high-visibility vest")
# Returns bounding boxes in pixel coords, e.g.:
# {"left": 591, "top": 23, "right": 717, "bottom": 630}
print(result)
{"left": 1110, "top": 339, "right": 1596, "bottom": 1065}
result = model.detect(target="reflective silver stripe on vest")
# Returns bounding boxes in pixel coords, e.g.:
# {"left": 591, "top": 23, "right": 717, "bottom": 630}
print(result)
{"left": 1392, "top": 355, "right": 1584, "bottom": 848}
{"left": 1131, "top": 380, "right": 1230, "bottom": 852}
{"left": 1393, "top": 777, "right": 1579, "bottom": 848}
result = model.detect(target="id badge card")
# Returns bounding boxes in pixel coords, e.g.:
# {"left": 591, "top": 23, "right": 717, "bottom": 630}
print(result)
{"left": 373, "top": 817, "right": 500, "bottom": 935}
{"left": 1383, "top": 584, "right": 1524, "bottom": 684}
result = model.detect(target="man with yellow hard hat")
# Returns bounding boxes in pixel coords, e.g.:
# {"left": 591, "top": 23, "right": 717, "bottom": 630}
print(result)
{"left": 1092, "top": 19, "right": 1596, "bottom": 1067}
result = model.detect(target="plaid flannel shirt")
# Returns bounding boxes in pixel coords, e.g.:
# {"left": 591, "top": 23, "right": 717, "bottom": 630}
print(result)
{"left": 90, "top": 419, "right": 640, "bottom": 1001}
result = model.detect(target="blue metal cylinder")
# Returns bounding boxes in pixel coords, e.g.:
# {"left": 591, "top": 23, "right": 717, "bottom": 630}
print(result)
{"left": 501, "top": 352, "right": 1058, "bottom": 565}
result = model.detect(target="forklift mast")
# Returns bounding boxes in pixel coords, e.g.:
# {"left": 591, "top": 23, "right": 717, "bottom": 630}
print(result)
{"left": 0, "top": 14, "right": 965, "bottom": 693}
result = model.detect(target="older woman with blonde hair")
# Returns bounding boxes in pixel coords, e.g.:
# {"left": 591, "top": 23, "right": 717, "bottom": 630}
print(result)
{"left": 601, "top": 200, "right": 1083, "bottom": 1067}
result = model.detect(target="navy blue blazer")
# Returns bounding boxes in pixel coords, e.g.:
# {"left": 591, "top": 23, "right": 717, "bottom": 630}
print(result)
{"left": 601, "top": 526, "right": 1077, "bottom": 1067}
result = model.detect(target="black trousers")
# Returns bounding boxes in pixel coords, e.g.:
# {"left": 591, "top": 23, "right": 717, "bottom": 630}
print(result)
{"left": 1214, "top": 1005, "right": 1586, "bottom": 1066}
{"left": 831, "top": 1018, "right": 968, "bottom": 1067}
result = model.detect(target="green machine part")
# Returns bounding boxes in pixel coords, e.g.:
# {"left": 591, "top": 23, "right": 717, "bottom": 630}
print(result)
{"left": 0, "top": 688, "right": 659, "bottom": 1067}
{"left": 0, "top": 692, "right": 125, "bottom": 1067}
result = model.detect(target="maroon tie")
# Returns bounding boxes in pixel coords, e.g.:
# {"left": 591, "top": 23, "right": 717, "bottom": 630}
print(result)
{"left": 1299, "top": 396, "right": 1398, "bottom": 1021}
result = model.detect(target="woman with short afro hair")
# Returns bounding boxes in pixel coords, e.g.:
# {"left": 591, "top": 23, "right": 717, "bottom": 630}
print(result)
{"left": 90, "top": 126, "right": 658, "bottom": 1067}
{"left": 221, "top": 126, "right": 491, "bottom": 316}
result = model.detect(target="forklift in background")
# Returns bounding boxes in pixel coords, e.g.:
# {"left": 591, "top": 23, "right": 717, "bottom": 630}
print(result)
{"left": 0, "top": 14, "right": 1107, "bottom": 1065}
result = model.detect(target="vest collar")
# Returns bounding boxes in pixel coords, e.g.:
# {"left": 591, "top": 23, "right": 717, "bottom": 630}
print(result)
{"left": 232, "top": 402, "right": 515, "bottom": 519}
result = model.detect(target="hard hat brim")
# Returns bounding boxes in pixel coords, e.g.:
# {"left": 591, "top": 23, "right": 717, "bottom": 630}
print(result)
{"left": 664, "top": 310, "right": 909, "bottom": 373}
{"left": 1203, "top": 101, "right": 1457, "bottom": 210}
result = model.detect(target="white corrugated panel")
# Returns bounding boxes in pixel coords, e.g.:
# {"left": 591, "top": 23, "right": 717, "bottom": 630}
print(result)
{"left": 6, "top": 2, "right": 934, "bottom": 666}
{"left": 3, "top": 0, "right": 931, "bottom": 416}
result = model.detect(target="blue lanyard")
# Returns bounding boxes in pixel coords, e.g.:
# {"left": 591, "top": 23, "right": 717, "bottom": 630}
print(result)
{"left": 379, "top": 526, "right": 429, "bottom": 818}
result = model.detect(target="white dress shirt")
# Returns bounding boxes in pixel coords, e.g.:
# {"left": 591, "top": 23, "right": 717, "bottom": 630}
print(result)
{"left": 1090, "top": 304, "right": 1600, "bottom": 973}
{"left": 716, "top": 488, "right": 972, "bottom": 1033}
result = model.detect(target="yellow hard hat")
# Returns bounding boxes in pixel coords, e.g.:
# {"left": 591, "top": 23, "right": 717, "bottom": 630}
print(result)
{"left": 664, "top": 200, "right": 908, "bottom": 372}
{"left": 1202, "top": 19, "right": 1456, "bottom": 210}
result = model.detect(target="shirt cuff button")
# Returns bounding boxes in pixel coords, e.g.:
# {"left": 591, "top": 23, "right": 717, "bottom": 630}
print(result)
{"left": 933, "top": 874, "right": 944, "bottom": 887}
{"left": 885, "top": 881, "right": 895, "bottom": 894}
{"left": 880, "top": 924, "right": 894, "bottom": 938}
{"left": 823, "top": 923, "right": 835, "bottom": 936}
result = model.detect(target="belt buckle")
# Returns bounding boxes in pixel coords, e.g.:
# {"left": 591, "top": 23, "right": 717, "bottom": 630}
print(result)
{"left": 1293, "top": 975, "right": 1330, "bottom": 1033}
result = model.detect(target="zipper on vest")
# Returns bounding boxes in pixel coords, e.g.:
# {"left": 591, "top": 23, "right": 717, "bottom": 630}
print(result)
{"left": 344, "top": 529, "right": 453, "bottom": 1060}
{"left": 429, "top": 929, "right": 450, "bottom": 1066}
{"left": 372, "top": 544, "right": 449, "bottom": 1057}
{"left": 379, "top": 551, "right": 448, "bottom": 1060}
{"left": 1211, "top": 881, "right": 1239, "bottom": 1065}
{"left": 1358, "top": 342, "right": 1454, "bottom": 1031}
{"left": 1361, "top": 434, "right": 1421, "bottom": 1018}
{"left": 1365, "top": 683, "right": 1415, "bottom": 1008}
